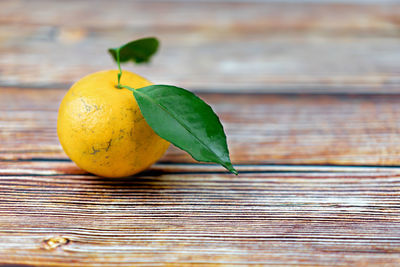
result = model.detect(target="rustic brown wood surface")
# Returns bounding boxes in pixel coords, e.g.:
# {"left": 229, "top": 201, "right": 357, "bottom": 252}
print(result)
{"left": 2, "top": 88, "right": 400, "bottom": 266}
{"left": 4, "top": 87, "right": 400, "bottom": 166}
{"left": 2, "top": 0, "right": 400, "bottom": 266}
{"left": 1, "top": 0, "right": 400, "bottom": 93}
{"left": 1, "top": 162, "right": 400, "bottom": 266}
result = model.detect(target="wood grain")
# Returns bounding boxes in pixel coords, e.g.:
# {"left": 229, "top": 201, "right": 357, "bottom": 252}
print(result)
{"left": 1, "top": 0, "right": 400, "bottom": 92}
{"left": 2, "top": 1, "right": 400, "bottom": 265}
{"left": 1, "top": 162, "right": 400, "bottom": 266}
{"left": 3, "top": 87, "right": 400, "bottom": 165}
{"left": 3, "top": 87, "right": 400, "bottom": 265}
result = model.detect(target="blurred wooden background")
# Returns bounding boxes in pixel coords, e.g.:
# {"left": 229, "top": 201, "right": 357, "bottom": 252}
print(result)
{"left": 1, "top": 0, "right": 400, "bottom": 92}
{"left": 1, "top": 0, "right": 400, "bottom": 266}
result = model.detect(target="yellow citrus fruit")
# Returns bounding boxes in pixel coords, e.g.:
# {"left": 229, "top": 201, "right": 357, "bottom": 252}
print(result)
{"left": 57, "top": 70, "right": 170, "bottom": 177}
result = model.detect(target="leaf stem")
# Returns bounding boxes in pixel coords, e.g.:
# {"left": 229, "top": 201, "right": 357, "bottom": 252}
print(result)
{"left": 116, "top": 47, "right": 122, "bottom": 89}
{"left": 121, "top": 85, "right": 135, "bottom": 92}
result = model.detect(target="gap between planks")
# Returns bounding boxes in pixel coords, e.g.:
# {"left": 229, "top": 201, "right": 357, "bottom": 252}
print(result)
{"left": 2, "top": 159, "right": 400, "bottom": 176}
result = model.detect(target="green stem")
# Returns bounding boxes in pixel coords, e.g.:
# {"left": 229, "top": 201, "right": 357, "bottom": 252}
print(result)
{"left": 116, "top": 48, "right": 122, "bottom": 88}
{"left": 121, "top": 85, "right": 135, "bottom": 92}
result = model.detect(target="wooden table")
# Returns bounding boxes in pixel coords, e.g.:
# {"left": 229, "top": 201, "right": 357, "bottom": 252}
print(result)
{"left": 1, "top": 0, "right": 400, "bottom": 266}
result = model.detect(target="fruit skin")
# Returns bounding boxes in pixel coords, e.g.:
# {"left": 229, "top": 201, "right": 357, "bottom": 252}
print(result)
{"left": 57, "top": 70, "right": 170, "bottom": 177}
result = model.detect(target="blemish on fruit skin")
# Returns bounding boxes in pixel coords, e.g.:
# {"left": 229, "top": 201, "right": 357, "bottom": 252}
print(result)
{"left": 105, "top": 139, "right": 112, "bottom": 152}
{"left": 126, "top": 107, "right": 137, "bottom": 114}
{"left": 80, "top": 98, "right": 92, "bottom": 112}
{"left": 90, "top": 146, "right": 100, "bottom": 155}
{"left": 43, "top": 236, "right": 70, "bottom": 250}
{"left": 90, "top": 140, "right": 113, "bottom": 155}
{"left": 117, "top": 129, "right": 126, "bottom": 140}
{"left": 134, "top": 117, "right": 144, "bottom": 123}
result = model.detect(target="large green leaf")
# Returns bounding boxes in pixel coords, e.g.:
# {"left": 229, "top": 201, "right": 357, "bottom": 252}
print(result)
{"left": 131, "top": 85, "right": 237, "bottom": 174}
{"left": 108, "top": 37, "right": 159, "bottom": 64}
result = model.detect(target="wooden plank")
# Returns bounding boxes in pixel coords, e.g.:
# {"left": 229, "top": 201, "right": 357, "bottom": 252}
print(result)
{"left": 0, "top": 165, "right": 399, "bottom": 266}
{"left": 2, "top": 160, "right": 400, "bottom": 176}
{"left": 3, "top": 87, "right": 400, "bottom": 165}
{"left": 1, "top": 0, "right": 400, "bottom": 92}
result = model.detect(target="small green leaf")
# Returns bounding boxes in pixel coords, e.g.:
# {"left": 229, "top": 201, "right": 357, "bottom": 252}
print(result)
{"left": 131, "top": 85, "right": 237, "bottom": 175}
{"left": 108, "top": 37, "right": 159, "bottom": 64}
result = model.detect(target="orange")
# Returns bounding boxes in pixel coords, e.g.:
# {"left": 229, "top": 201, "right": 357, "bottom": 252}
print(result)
{"left": 57, "top": 70, "right": 170, "bottom": 177}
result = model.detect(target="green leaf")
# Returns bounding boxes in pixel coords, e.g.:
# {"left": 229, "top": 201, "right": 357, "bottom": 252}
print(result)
{"left": 131, "top": 85, "right": 237, "bottom": 175}
{"left": 108, "top": 37, "right": 159, "bottom": 64}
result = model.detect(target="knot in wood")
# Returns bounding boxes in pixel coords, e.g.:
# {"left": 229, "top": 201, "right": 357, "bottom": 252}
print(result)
{"left": 43, "top": 236, "right": 70, "bottom": 250}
